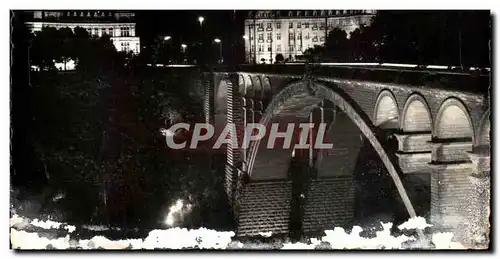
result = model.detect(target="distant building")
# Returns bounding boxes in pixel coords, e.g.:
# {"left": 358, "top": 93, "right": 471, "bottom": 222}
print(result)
{"left": 25, "top": 11, "right": 141, "bottom": 55}
{"left": 244, "top": 10, "right": 376, "bottom": 64}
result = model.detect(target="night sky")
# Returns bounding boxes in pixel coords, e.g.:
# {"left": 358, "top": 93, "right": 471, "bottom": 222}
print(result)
{"left": 135, "top": 10, "right": 248, "bottom": 62}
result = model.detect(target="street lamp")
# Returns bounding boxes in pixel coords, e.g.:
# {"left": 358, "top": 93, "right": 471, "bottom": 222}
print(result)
{"left": 162, "top": 36, "right": 172, "bottom": 64}
{"left": 198, "top": 16, "right": 204, "bottom": 26}
{"left": 181, "top": 44, "right": 187, "bottom": 64}
{"left": 214, "top": 38, "right": 222, "bottom": 64}
{"left": 242, "top": 35, "right": 249, "bottom": 40}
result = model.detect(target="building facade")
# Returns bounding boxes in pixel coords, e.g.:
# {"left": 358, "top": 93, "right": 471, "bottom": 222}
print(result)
{"left": 244, "top": 10, "right": 376, "bottom": 64}
{"left": 26, "top": 11, "right": 141, "bottom": 55}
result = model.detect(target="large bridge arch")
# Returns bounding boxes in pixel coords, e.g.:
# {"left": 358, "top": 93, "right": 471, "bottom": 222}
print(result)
{"left": 400, "top": 93, "right": 433, "bottom": 132}
{"left": 245, "top": 80, "right": 418, "bottom": 219}
{"left": 373, "top": 89, "right": 399, "bottom": 129}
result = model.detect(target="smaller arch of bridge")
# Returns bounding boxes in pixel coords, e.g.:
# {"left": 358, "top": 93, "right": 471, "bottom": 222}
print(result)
{"left": 373, "top": 89, "right": 399, "bottom": 129}
{"left": 245, "top": 74, "right": 254, "bottom": 98}
{"left": 262, "top": 76, "right": 272, "bottom": 97}
{"left": 400, "top": 93, "right": 433, "bottom": 132}
{"left": 215, "top": 78, "right": 230, "bottom": 115}
{"left": 475, "top": 109, "right": 490, "bottom": 147}
{"left": 433, "top": 97, "right": 474, "bottom": 141}
{"left": 254, "top": 76, "right": 263, "bottom": 100}
{"left": 238, "top": 74, "right": 246, "bottom": 95}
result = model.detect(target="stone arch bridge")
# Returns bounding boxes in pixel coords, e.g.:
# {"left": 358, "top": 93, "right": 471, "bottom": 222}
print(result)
{"left": 169, "top": 64, "right": 490, "bottom": 240}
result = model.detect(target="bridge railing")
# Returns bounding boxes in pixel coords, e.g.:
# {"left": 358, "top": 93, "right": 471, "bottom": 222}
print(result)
{"left": 155, "top": 63, "right": 490, "bottom": 73}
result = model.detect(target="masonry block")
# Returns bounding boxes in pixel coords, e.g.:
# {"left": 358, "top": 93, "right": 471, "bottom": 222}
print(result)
{"left": 237, "top": 181, "right": 293, "bottom": 236}
{"left": 431, "top": 142, "right": 473, "bottom": 162}
{"left": 394, "top": 133, "right": 432, "bottom": 153}
{"left": 302, "top": 176, "right": 355, "bottom": 234}
{"left": 396, "top": 152, "right": 432, "bottom": 174}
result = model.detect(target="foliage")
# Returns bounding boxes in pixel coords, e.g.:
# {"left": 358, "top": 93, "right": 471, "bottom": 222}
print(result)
{"left": 303, "top": 11, "right": 491, "bottom": 67}
{"left": 29, "top": 26, "right": 132, "bottom": 72}
{"left": 275, "top": 54, "right": 284, "bottom": 63}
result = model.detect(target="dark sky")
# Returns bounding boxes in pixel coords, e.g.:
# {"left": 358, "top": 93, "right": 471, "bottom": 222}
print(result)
{"left": 135, "top": 11, "right": 246, "bottom": 46}
{"left": 135, "top": 10, "right": 247, "bottom": 62}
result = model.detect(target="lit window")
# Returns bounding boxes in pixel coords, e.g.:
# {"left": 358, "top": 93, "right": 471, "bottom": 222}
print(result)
{"left": 121, "top": 27, "right": 130, "bottom": 37}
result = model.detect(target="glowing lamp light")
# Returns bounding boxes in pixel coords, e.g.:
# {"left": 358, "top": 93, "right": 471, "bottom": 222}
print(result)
{"left": 164, "top": 36, "right": 171, "bottom": 41}
{"left": 198, "top": 16, "right": 204, "bottom": 25}
{"left": 242, "top": 35, "right": 249, "bottom": 40}
{"left": 214, "top": 38, "right": 221, "bottom": 43}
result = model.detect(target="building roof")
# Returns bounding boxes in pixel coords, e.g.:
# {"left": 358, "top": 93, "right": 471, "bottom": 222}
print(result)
{"left": 246, "top": 10, "right": 376, "bottom": 20}
{"left": 26, "top": 11, "right": 136, "bottom": 23}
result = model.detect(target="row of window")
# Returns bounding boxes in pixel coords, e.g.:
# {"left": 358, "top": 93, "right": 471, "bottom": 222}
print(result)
{"left": 252, "top": 32, "right": 324, "bottom": 41}
{"left": 253, "top": 10, "right": 372, "bottom": 19}
{"left": 120, "top": 42, "right": 140, "bottom": 52}
{"left": 254, "top": 43, "right": 315, "bottom": 52}
{"left": 87, "top": 27, "right": 131, "bottom": 37}
{"left": 252, "top": 21, "right": 326, "bottom": 30}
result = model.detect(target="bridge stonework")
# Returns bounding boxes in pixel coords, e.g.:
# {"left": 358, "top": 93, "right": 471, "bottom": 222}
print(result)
{"left": 206, "top": 65, "right": 490, "bottom": 242}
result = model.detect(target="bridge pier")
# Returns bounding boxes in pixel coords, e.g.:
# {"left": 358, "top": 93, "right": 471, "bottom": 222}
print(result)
{"left": 429, "top": 139, "right": 474, "bottom": 240}
{"left": 463, "top": 147, "right": 490, "bottom": 248}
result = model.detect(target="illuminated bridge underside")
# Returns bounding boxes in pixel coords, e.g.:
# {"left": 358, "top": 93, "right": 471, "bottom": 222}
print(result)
{"left": 237, "top": 81, "right": 416, "bottom": 236}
